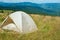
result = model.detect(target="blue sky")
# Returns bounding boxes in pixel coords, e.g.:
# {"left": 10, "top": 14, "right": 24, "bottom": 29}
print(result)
{"left": 1, "top": 0, "right": 60, "bottom": 3}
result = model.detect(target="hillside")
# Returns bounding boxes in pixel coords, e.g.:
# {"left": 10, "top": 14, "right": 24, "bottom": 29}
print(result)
{"left": 0, "top": 2, "right": 60, "bottom": 16}
{"left": 0, "top": 11, "right": 60, "bottom": 40}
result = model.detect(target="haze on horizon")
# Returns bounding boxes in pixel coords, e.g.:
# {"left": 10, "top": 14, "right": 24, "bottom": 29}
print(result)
{"left": 0, "top": 0, "right": 60, "bottom": 3}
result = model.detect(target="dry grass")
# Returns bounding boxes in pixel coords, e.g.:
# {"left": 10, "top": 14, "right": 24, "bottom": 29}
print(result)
{"left": 0, "top": 13, "right": 60, "bottom": 40}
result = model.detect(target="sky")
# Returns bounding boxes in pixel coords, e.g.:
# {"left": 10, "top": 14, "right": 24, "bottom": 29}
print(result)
{"left": 1, "top": 0, "right": 60, "bottom": 3}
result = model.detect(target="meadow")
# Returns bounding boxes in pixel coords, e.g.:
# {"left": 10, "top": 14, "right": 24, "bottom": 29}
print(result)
{"left": 0, "top": 10, "right": 60, "bottom": 40}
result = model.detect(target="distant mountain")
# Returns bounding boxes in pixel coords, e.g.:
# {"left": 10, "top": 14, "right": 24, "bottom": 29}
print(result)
{"left": 0, "top": 2, "right": 60, "bottom": 16}
{"left": 40, "top": 3, "right": 60, "bottom": 12}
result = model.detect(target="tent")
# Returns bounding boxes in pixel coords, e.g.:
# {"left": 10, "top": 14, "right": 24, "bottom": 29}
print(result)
{"left": 1, "top": 11, "right": 38, "bottom": 34}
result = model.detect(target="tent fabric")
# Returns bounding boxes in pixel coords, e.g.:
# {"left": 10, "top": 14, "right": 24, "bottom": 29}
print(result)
{"left": 2, "top": 23, "right": 19, "bottom": 32}
{"left": 1, "top": 11, "right": 38, "bottom": 34}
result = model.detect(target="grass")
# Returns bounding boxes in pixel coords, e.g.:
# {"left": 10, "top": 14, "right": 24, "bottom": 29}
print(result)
{"left": 0, "top": 13, "right": 60, "bottom": 40}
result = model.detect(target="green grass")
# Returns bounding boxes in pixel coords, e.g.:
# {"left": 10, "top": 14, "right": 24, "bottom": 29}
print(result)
{"left": 0, "top": 13, "right": 60, "bottom": 40}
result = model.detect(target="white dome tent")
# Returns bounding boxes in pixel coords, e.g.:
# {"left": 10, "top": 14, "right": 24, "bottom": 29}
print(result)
{"left": 1, "top": 11, "right": 38, "bottom": 34}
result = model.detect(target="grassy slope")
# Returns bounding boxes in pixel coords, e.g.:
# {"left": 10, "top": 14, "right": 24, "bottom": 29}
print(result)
{"left": 0, "top": 13, "right": 60, "bottom": 40}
